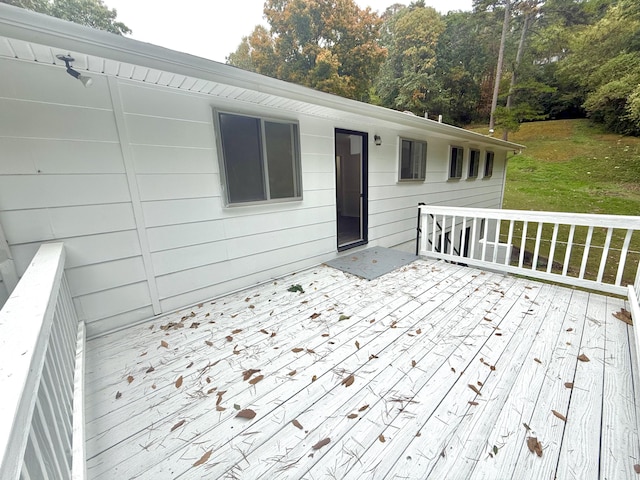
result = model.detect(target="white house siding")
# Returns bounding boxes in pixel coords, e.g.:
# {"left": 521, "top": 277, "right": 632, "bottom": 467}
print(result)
{"left": 0, "top": 54, "right": 509, "bottom": 338}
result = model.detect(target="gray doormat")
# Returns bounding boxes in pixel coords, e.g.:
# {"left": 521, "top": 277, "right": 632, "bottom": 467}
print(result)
{"left": 325, "top": 247, "right": 419, "bottom": 280}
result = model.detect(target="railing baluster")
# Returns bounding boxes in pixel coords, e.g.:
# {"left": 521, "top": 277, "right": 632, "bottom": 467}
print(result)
{"left": 492, "top": 219, "right": 501, "bottom": 263}
{"left": 481, "top": 219, "right": 488, "bottom": 261}
{"left": 562, "top": 224, "right": 575, "bottom": 277}
{"left": 440, "top": 215, "right": 447, "bottom": 253}
{"left": 547, "top": 224, "right": 559, "bottom": 274}
{"left": 615, "top": 229, "right": 633, "bottom": 286}
{"left": 505, "top": 220, "right": 515, "bottom": 266}
{"left": 470, "top": 217, "right": 477, "bottom": 259}
{"left": 430, "top": 214, "right": 437, "bottom": 253}
{"left": 451, "top": 216, "right": 457, "bottom": 257}
{"left": 460, "top": 217, "right": 468, "bottom": 258}
{"left": 579, "top": 226, "right": 594, "bottom": 279}
{"left": 597, "top": 227, "right": 614, "bottom": 283}
{"left": 532, "top": 222, "right": 543, "bottom": 271}
{"left": 519, "top": 221, "right": 528, "bottom": 268}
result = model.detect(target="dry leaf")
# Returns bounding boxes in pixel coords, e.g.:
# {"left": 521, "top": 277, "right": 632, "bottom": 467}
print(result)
{"left": 359, "top": 405, "right": 369, "bottom": 412}
{"left": 614, "top": 308, "right": 633, "bottom": 325}
{"left": 151, "top": 384, "right": 156, "bottom": 389}
{"left": 307, "top": 349, "right": 316, "bottom": 354}
{"left": 310, "top": 313, "right": 321, "bottom": 319}
{"left": 566, "top": 327, "right": 574, "bottom": 332}
{"left": 160, "top": 340, "right": 169, "bottom": 348}
{"left": 216, "top": 405, "right": 225, "bottom": 411}
{"left": 416, "top": 329, "right": 422, "bottom": 334}
{"left": 175, "top": 376, "right": 183, "bottom": 388}
{"left": 292, "top": 419, "right": 303, "bottom": 429}
{"left": 226, "top": 336, "right": 233, "bottom": 342}
{"left": 355, "top": 341, "right": 360, "bottom": 350}
{"left": 140, "top": 351, "right": 147, "bottom": 356}
{"left": 468, "top": 384, "right": 482, "bottom": 396}
{"left": 205, "top": 340, "right": 213, "bottom": 346}
{"left": 193, "top": 449, "right": 212, "bottom": 467}
{"left": 249, "top": 375, "right": 264, "bottom": 385}
{"left": 577, "top": 353, "right": 590, "bottom": 362}
{"left": 243, "top": 369, "right": 260, "bottom": 381}
{"left": 379, "top": 434, "right": 386, "bottom": 443}
{"left": 312, "top": 375, "right": 317, "bottom": 382}
{"left": 186, "top": 362, "right": 194, "bottom": 368}
{"left": 347, "top": 413, "right": 358, "bottom": 419}
{"left": 339, "top": 314, "right": 351, "bottom": 321}
{"left": 127, "top": 375, "right": 134, "bottom": 384}
{"left": 342, "top": 374, "right": 355, "bottom": 387}
{"left": 321, "top": 333, "right": 330, "bottom": 337}
{"left": 552, "top": 410, "right": 567, "bottom": 422}
{"left": 260, "top": 329, "right": 269, "bottom": 334}
{"left": 292, "top": 348, "right": 304, "bottom": 353}
{"left": 115, "top": 391, "right": 122, "bottom": 399}
{"left": 190, "top": 322, "right": 199, "bottom": 329}
{"left": 312, "top": 438, "right": 330, "bottom": 450}
{"left": 634, "top": 464, "right": 640, "bottom": 473}
{"left": 534, "top": 358, "right": 542, "bottom": 364}
{"left": 236, "top": 409, "right": 257, "bottom": 419}
{"left": 411, "top": 360, "right": 417, "bottom": 368}
{"left": 526, "top": 437, "right": 543, "bottom": 457}
{"left": 232, "top": 328, "right": 243, "bottom": 334}
{"left": 288, "top": 370, "right": 297, "bottom": 376}
{"left": 468, "top": 401, "right": 479, "bottom": 406}
{"left": 207, "top": 387, "right": 216, "bottom": 394}
{"left": 146, "top": 366, "right": 155, "bottom": 374}
{"left": 564, "top": 382, "right": 573, "bottom": 389}
{"left": 490, "top": 365, "right": 496, "bottom": 371}
{"left": 523, "top": 423, "right": 531, "bottom": 431}
{"left": 270, "top": 332, "right": 276, "bottom": 337}
{"left": 171, "top": 420, "right": 186, "bottom": 432}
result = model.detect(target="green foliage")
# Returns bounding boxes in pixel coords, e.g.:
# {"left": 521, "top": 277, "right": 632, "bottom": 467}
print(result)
{"left": 227, "top": 0, "right": 386, "bottom": 101}
{"left": 2, "top": 0, "right": 131, "bottom": 35}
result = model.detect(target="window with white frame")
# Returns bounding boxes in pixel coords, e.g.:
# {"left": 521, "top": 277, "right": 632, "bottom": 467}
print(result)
{"left": 399, "top": 138, "right": 427, "bottom": 181}
{"left": 449, "top": 146, "right": 464, "bottom": 179}
{"left": 468, "top": 149, "right": 480, "bottom": 178}
{"left": 484, "top": 151, "right": 495, "bottom": 178}
{"left": 217, "top": 112, "right": 302, "bottom": 205}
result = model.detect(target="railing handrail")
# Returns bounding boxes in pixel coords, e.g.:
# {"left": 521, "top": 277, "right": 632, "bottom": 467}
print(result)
{"left": 0, "top": 243, "right": 66, "bottom": 479}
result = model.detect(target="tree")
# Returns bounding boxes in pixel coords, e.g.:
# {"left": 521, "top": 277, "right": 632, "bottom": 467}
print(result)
{"left": 2, "top": 0, "right": 131, "bottom": 35}
{"left": 228, "top": 0, "right": 386, "bottom": 102}
{"left": 375, "top": 1, "right": 446, "bottom": 116}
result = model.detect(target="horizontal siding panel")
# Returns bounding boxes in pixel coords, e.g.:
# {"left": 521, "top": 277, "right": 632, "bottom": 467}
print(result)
{"left": 0, "top": 138, "right": 124, "bottom": 174}
{"left": 369, "top": 208, "right": 416, "bottom": 229}
{"left": 0, "top": 59, "right": 113, "bottom": 109}
{"left": 66, "top": 257, "right": 147, "bottom": 296}
{"left": 146, "top": 219, "right": 227, "bottom": 252}
{"left": 141, "top": 197, "right": 222, "bottom": 227}
{"left": 156, "top": 237, "right": 334, "bottom": 300}
{"left": 118, "top": 82, "right": 213, "bottom": 122}
{"left": 85, "top": 305, "right": 156, "bottom": 339}
{"left": 131, "top": 145, "right": 217, "bottom": 174}
{"left": 301, "top": 172, "right": 334, "bottom": 191}
{"left": 136, "top": 173, "right": 220, "bottom": 201}
{"left": 301, "top": 153, "right": 334, "bottom": 174}
{"left": 0, "top": 98, "right": 118, "bottom": 141}
{"left": 222, "top": 205, "right": 335, "bottom": 238}
{"left": 151, "top": 240, "right": 228, "bottom": 276}
{"left": 74, "top": 281, "right": 152, "bottom": 323}
{"left": 300, "top": 133, "right": 334, "bottom": 155}
{"left": 0, "top": 174, "right": 131, "bottom": 210}
{"left": 369, "top": 217, "right": 416, "bottom": 241}
{"left": 0, "top": 203, "right": 135, "bottom": 244}
{"left": 125, "top": 114, "right": 214, "bottom": 148}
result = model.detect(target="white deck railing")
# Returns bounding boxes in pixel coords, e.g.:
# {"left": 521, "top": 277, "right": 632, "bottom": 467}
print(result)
{"left": 418, "top": 205, "right": 640, "bottom": 297}
{"left": 0, "top": 243, "right": 85, "bottom": 480}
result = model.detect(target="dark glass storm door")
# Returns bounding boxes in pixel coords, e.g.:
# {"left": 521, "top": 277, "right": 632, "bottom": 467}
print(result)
{"left": 335, "top": 129, "right": 368, "bottom": 251}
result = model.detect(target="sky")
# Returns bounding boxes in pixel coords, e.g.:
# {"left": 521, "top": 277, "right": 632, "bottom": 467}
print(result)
{"left": 104, "top": 0, "right": 473, "bottom": 63}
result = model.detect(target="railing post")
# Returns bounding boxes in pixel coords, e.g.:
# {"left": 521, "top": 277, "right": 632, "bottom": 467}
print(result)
{"left": 416, "top": 203, "right": 425, "bottom": 256}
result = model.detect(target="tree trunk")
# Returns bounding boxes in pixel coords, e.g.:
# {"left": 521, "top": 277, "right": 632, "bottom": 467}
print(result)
{"left": 489, "top": 0, "right": 511, "bottom": 135}
{"left": 503, "top": 12, "right": 531, "bottom": 141}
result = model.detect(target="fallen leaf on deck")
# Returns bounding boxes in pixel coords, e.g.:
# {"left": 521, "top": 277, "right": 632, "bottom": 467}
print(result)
{"left": 564, "top": 382, "right": 573, "bottom": 389}
{"left": 369, "top": 354, "right": 378, "bottom": 360}
{"left": 234, "top": 404, "right": 240, "bottom": 410}
{"left": 260, "top": 329, "right": 269, "bottom": 334}
{"left": 232, "top": 329, "right": 243, "bottom": 334}
{"left": 160, "top": 340, "right": 168, "bottom": 348}
{"left": 526, "top": 437, "right": 543, "bottom": 457}
{"left": 359, "top": 404, "right": 369, "bottom": 411}
{"left": 140, "top": 351, "right": 147, "bottom": 356}
{"left": 127, "top": 375, "right": 134, "bottom": 384}
{"left": 205, "top": 340, "right": 213, "bottom": 346}
{"left": 249, "top": 375, "right": 264, "bottom": 385}
{"left": 271, "top": 332, "right": 276, "bottom": 337}
{"left": 566, "top": 327, "right": 574, "bottom": 332}
{"left": 207, "top": 388, "right": 216, "bottom": 394}
{"left": 634, "top": 464, "right": 640, "bottom": 473}
{"left": 614, "top": 308, "right": 633, "bottom": 325}
{"left": 312, "top": 375, "right": 317, "bottom": 382}
{"left": 355, "top": 341, "right": 360, "bottom": 350}
{"left": 322, "top": 333, "right": 329, "bottom": 337}
{"left": 493, "top": 445, "right": 499, "bottom": 456}
{"left": 226, "top": 336, "right": 233, "bottom": 342}
{"left": 347, "top": 413, "right": 358, "bottom": 419}
{"left": 146, "top": 366, "right": 155, "bottom": 374}
{"left": 495, "top": 333, "right": 503, "bottom": 336}
{"left": 552, "top": 410, "right": 567, "bottom": 422}
{"left": 484, "top": 317, "right": 492, "bottom": 322}
{"left": 534, "top": 358, "right": 542, "bottom": 364}
{"left": 490, "top": 365, "right": 496, "bottom": 371}
{"left": 451, "top": 367, "right": 456, "bottom": 373}
{"left": 292, "top": 347, "right": 304, "bottom": 353}
{"left": 193, "top": 449, "right": 212, "bottom": 467}
{"left": 307, "top": 349, "right": 316, "bottom": 354}
{"left": 171, "top": 420, "right": 185, "bottom": 432}
{"left": 175, "top": 376, "right": 183, "bottom": 388}
{"left": 577, "top": 353, "right": 590, "bottom": 362}
{"left": 416, "top": 431, "right": 421, "bottom": 437}
{"left": 468, "top": 384, "right": 482, "bottom": 396}
{"left": 292, "top": 419, "right": 303, "bottom": 429}
{"left": 186, "top": 362, "right": 194, "bottom": 368}
{"left": 370, "top": 319, "right": 375, "bottom": 323}
{"left": 411, "top": 360, "right": 417, "bottom": 367}
{"left": 115, "top": 391, "right": 122, "bottom": 399}
{"left": 151, "top": 384, "right": 156, "bottom": 389}
{"left": 243, "top": 369, "right": 261, "bottom": 381}
{"left": 190, "top": 322, "right": 199, "bottom": 329}
{"left": 312, "top": 438, "right": 330, "bottom": 450}
{"left": 288, "top": 370, "right": 297, "bottom": 376}
{"left": 379, "top": 434, "right": 386, "bottom": 443}
{"left": 310, "top": 313, "right": 321, "bottom": 319}
{"left": 339, "top": 315, "right": 351, "bottom": 321}
{"left": 342, "top": 374, "right": 355, "bottom": 387}
{"left": 469, "top": 401, "right": 479, "bottom": 406}
{"left": 523, "top": 423, "right": 531, "bottom": 431}
{"left": 477, "top": 381, "right": 483, "bottom": 387}
{"left": 236, "top": 409, "right": 257, "bottom": 419}
{"left": 216, "top": 405, "right": 226, "bottom": 411}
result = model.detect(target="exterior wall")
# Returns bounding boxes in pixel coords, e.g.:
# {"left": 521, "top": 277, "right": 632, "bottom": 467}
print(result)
{"left": 0, "top": 57, "right": 508, "bottom": 337}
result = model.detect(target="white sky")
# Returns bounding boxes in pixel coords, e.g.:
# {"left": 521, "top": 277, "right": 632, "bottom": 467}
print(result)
{"left": 104, "top": 0, "right": 473, "bottom": 63}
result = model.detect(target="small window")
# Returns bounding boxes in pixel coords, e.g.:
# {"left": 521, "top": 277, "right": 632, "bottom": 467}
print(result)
{"left": 468, "top": 149, "right": 480, "bottom": 178}
{"left": 217, "top": 112, "right": 302, "bottom": 204}
{"left": 449, "top": 146, "right": 464, "bottom": 179}
{"left": 484, "top": 151, "right": 495, "bottom": 178}
{"left": 399, "top": 138, "right": 427, "bottom": 181}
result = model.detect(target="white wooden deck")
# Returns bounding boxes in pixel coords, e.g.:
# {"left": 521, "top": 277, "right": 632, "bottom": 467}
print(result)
{"left": 84, "top": 258, "right": 640, "bottom": 479}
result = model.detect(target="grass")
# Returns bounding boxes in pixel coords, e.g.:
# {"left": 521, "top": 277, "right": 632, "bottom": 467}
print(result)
{"left": 471, "top": 119, "right": 640, "bottom": 286}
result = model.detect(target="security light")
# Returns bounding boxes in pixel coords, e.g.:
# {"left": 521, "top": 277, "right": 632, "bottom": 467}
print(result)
{"left": 56, "top": 54, "right": 93, "bottom": 87}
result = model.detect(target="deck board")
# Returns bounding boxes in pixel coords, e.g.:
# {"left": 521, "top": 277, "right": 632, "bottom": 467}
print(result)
{"left": 83, "top": 259, "right": 640, "bottom": 479}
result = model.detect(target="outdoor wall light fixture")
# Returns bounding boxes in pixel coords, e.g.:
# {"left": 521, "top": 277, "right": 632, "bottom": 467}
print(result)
{"left": 56, "top": 54, "right": 93, "bottom": 87}
{"left": 374, "top": 135, "right": 382, "bottom": 146}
